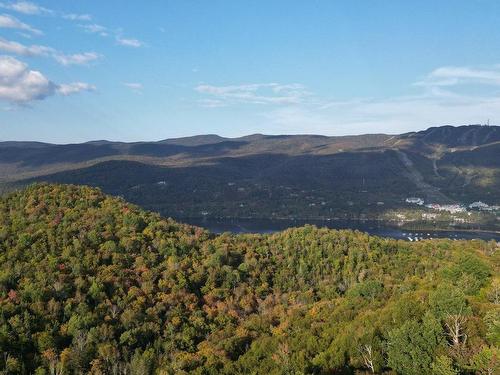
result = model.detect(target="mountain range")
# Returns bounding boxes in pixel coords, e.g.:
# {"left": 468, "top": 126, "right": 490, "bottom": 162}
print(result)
{"left": 1, "top": 125, "right": 499, "bottom": 223}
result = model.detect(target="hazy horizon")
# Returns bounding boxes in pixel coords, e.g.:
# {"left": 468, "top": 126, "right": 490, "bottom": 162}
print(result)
{"left": 2, "top": 123, "right": 497, "bottom": 144}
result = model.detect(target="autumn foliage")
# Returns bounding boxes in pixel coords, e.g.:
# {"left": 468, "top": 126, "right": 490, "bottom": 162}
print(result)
{"left": 0, "top": 184, "right": 497, "bottom": 374}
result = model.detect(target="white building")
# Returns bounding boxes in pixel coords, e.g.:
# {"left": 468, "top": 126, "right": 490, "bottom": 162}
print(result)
{"left": 406, "top": 197, "right": 424, "bottom": 205}
{"left": 469, "top": 201, "right": 490, "bottom": 210}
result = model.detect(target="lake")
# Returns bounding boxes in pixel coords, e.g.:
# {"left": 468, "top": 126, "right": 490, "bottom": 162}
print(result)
{"left": 183, "top": 217, "right": 500, "bottom": 242}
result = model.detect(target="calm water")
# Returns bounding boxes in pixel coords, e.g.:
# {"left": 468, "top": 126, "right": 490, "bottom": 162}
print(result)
{"left": 183, "top": 217, "right": 500, "bottom": 242}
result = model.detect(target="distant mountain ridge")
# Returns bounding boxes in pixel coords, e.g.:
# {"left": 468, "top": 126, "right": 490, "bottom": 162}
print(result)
{"left": 1, "top": 125, "right": 499, "bottom": 225}
{"left": 0, "top": 124, "right": 496, "bottom": 174}
{"left": 402, "top": 125, "right": 500, "bottom": 147}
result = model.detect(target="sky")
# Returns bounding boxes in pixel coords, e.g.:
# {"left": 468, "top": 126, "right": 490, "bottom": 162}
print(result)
{"left": 1, "top": 0, "right": 500, "bottom": 143}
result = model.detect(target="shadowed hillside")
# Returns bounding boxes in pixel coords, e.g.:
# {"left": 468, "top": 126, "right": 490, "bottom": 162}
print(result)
{"left": 1, "top": 125, "right": 499, "bottom": 226}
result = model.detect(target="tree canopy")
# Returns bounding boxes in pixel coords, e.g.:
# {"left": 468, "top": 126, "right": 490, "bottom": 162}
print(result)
{"left": 0, "top": 184, "right": 498, "bottom": 374}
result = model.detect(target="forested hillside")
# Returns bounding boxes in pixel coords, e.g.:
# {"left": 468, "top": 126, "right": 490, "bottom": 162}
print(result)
{"left": 0, "top": 184, "right": 498, "bottom": 374}
{"left": 1, "top": 125, "right": 499, "bottom": 226}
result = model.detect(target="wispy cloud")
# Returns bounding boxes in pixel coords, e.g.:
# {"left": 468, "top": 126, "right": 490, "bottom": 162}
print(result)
{"left": 57, "top": 82, "right": 95, "bottom": 96}
{"left": 0, "top": 1, "right": 91, "bottom": 21}
{"left": 0, "top": 37, "right": 102, "bottom": 65}
{"left": 416, "top": 65, "right": 500, "bottom": 87}
{"left": 79, "top": 24, "right": 143, "bottom": 48}
{"left": 196, "top": 65, "right": 500, "bottom": 135}
{"left": 0, "top": 1, "right": 52, "bottom": 15}
{"left": 79, "top": 23, "right": 107, "bottom": 36}
{"left": 0, "top": 55, "right": 94, "bottom": 104}
{"left": 116, "top": 36, "right": 143, "bottom": 48}
{"left": 308, "top": 92, "right": 498, "bottom": 134}
{"left": 0, "top": 13, "right": 42, "bottom": 35}
{"left": 260, "top": 93, "right": 498, "bottom": 136}
{"left": 0, "top": 36, "right": 50, "bottom": 56}
{"left": 195, "top": 83, "right": 310, "bottom": 105}
{"left": 53, "top": 51, "right": 101, "bottom": 66}
{"left": 123, "top": 82, "right": 143, "bottom": 93}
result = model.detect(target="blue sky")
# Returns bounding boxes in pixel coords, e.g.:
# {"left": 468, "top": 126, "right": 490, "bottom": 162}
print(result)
{"left": 1, "top": 0, "right": 500, "bottom": 143}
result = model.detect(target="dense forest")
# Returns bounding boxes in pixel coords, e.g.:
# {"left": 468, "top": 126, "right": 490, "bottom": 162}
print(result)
{"left": 0, "top": 184, "right": 498, "bottom": 374}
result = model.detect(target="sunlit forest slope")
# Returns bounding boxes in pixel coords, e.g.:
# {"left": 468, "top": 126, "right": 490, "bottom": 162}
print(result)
{"left": 0, "top": 184, "right": 498, "bottom": 374}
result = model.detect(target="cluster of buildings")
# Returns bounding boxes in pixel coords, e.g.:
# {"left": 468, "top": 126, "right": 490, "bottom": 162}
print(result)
{"left": 425, "top": 203, "right": 466, "bottom": 214}
{"left": 405, "top": 197, "right": 499, "bottom": 213}
{"left": 405, "top": 197, "right": 424, "bottom": 205}
{"left": 468, "top": 201, "right": 500, "bottom": 211}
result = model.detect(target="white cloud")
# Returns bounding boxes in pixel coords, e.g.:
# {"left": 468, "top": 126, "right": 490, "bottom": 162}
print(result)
{"left": 0, "top": 55, "right": 94, "bottom": 103}
{"left": 0, "top": 3, "right": 145, "bottom": 54}
{"left": 53, "top": 51, "right": 101, "bottom": 66}
{"left": 416, "top": 65, "right": 500, "bottom": 87}
{"left": 1, "top": 2, "right": 91, "bottom": 21}
{"left": 79, "top": 23, "right": 106, "bottom": 34}
{"left": 196, "top": 65, "right": 500, "bottom": 135}
{"left": 79, "top": 23, "right": 108, "bottom": 38}
{"left": 79, "top": 24, "right": 143, "bottom": 48}
{"left": 0, "top": 1, "right": 52, "bottom": 15}
{"left": 116, "top": 36, "right": 143, "bottom": 48}
{"left": 0, "top": 36, "right": 51, "bottom": 56}
{"left": 195, "top": 83, "right": 310, "bottom": 105}
{"left": 0, "top": 13, "right": 42, "bottom": 34}
{"left": 0, "top": 37, "right": 102, "bottom": 65}
{"left": 57, "top": 82, "right": 95, "bottom": 96}
{"left": 0, "top": 55, "right": 55, "bottom": 102}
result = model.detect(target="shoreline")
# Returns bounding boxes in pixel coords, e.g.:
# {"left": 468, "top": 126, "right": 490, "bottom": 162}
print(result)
{"left": 176, "top": 216, "right": 500, "bottom": 235}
